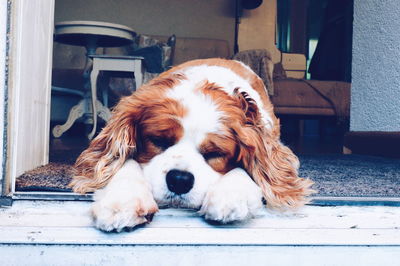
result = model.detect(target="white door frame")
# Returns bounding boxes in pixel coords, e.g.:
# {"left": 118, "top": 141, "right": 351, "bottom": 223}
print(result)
{"left": 1, "top": 0, "right": 55, "bottom": 198}
{"left": 0, "top": 0, "right": 8, "bottom": 198}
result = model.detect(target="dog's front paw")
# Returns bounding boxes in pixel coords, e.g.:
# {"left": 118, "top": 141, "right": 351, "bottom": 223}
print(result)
{"left": 199, "top": 168, "right": 263, "bottom": 223}
{"left": 92, "top": 189, "right": 158, "bottom": 232}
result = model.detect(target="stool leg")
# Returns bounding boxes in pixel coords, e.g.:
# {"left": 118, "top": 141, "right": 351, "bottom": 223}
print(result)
{"left": 134, "top": 60, "right": 143, "bottom": 89}
{"left": 88, "top": 68, "right": 100, "bottom": 140}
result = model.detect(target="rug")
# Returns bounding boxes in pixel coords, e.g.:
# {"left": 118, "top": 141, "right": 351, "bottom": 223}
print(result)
{"left": 299, "top": 154, "right": 400, "bottom": 197}
{"left": 16, "top": 163, "right": 73, "bottom": 192}
{"left": 16, "top": 154, "right": 400, "bottom": 197}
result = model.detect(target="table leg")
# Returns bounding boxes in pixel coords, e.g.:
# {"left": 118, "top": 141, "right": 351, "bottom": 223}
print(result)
{"left": 88, "top": 68, "right": 100, "bottom": 140}
{"left": 52, "top": 100, "right": 85, "bottom": 138}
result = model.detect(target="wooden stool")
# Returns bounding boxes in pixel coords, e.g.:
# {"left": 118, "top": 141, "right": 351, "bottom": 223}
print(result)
{"left": 88, "top": 55, "right": 145, "bottom": 139}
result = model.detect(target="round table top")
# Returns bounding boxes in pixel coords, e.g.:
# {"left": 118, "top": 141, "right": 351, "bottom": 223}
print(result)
{"left": 54, "top": 20, "right": 136, "bottom": 48}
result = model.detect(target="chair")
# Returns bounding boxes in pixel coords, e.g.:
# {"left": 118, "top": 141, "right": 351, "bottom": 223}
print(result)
{"left": 233, "top": 49, "right": 350, "bottom": 121}
{"left": 232, "top": 48, "right": 350, "bottom": 142}
{"left": 87, "top": 55, "right": 145, "bottom": 139}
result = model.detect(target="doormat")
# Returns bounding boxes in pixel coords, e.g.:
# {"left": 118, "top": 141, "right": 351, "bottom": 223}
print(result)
{"left": 16, "top": 163, "right": 73, "bottom": 192}
{"left": 15, "top": 154, "right": 400, "bottom": 197}
{"left": 299, "top": 154, "right": 400, "bottom": 197}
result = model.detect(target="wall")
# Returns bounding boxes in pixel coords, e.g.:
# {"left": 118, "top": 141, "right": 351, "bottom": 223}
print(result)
{"left": 54, "top": 0, "right": 234, "bottom": 53}
{"left": 351, "top": 0, "right": 400, "bottom": 132}
{"left": 238, "top": 0, "right": 281, "bottom": 62}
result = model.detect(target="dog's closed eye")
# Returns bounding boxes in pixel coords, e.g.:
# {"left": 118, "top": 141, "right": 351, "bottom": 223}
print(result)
{"left": 202, "top": 151, "right": 226, "bottom": 161}
{"left": 149, "top": 136, "right": 174, "bottom": 150}
{"left": 201, "top": 149, "right": 232, "bottom": 173}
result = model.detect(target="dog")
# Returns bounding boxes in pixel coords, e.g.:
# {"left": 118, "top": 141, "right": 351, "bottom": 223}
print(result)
{"left": 70, "top": 58, "right": 314, "bottom": 232}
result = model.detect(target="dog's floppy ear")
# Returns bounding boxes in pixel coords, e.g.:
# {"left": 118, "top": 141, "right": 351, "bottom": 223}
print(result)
{"left": 70, "top": 75, "right": 183, "bottom": 193}
{"left": 233, "top": 90, "right": 314, "bottom": 209}
{"left": 70, "top": 96, "right": 140, "bottom": 193}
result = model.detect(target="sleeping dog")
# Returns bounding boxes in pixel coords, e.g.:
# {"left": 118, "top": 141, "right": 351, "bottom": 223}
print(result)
{"left": 70, "top": 58, "right": 314, "bottom": 232}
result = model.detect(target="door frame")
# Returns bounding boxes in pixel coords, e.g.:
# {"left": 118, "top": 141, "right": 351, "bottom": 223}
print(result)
{"left": 1, "top": 0, "right": 55, "bottom": 202}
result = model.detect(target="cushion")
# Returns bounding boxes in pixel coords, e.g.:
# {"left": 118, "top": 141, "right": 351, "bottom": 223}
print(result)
{"left": 131, "top": 45, "right": 164, "bottom": 73}
{"left": 232, "top": 49, "right": 274, "bottom": 95}
{"left": 273, "top": 62, "right": 287, "bottom": 80}
{"left": 136, "top": 34, "right": 176, "bottom": 72}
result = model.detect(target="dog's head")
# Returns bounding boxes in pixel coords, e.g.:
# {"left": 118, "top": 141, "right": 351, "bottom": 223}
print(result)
{"left": 71, "top": 59, "right": 313, "bottom": 209}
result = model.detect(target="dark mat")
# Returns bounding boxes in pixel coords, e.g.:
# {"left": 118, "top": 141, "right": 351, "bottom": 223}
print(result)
{"left": 299, "top": 154, "right": 400, "bottom": 197}
{"left": 16, "top": 163, "right": 73, "bottom": 192}
{"left": 15, "top": 154, "right": 400, "bottom": 197}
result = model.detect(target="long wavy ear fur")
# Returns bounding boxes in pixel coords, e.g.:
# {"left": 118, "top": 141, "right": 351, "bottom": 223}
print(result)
{"left": 69, "top": 74, "right": 184, "bottom": 194}
{"left": 234, "top": 90, "right": 315, "bottom": 209}
{"left": 69, "top": 97, "right": 139, "bottom": 193}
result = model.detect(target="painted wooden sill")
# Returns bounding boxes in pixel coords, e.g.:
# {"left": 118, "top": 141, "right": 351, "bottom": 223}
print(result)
{"left": 1, "top": 200, "right": 400, "bottom": 246}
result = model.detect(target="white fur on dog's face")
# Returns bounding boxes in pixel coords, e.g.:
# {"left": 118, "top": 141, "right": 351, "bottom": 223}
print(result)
{"left": 141, "top": 75, "right": 227, "bottom": 209}
{"left": 141, "top": 141, "right": 222, "bottom": 209}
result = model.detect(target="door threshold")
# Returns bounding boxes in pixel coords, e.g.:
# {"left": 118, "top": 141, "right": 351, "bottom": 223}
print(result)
{"left": 8, "top": 192, "right": 400, "bottom": 207}
{"left": 311, "top": 196, "right": 400, "bottom": 207}
{"left": 11, "top": 191, "right": 92, "bottom": 201}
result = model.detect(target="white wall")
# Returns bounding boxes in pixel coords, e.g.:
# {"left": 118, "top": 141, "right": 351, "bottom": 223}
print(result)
{"left": 238, "top": 0, "right": 281, "bottom": 62}
{"left": 351, "top": 0, "right": 400, "bottom": 132}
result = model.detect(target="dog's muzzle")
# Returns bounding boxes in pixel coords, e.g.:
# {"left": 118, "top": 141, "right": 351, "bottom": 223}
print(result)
{"left": 166, "top": 169, "right": 194, "bottom": 195}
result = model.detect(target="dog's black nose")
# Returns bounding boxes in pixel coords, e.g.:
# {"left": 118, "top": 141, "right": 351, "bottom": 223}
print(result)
{"left": 166, "top": 169, "right": 194, "bottom": 195}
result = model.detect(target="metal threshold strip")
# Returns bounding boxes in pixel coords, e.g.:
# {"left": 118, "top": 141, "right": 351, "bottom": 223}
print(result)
{"left": 311, "top": 196, "right": 400, "bottom": 207}
{"left": 12, "top": 191, "right": 92, "bottom": 201}
{"left": 10, "top": 192, "right": 400, "bottom": 207}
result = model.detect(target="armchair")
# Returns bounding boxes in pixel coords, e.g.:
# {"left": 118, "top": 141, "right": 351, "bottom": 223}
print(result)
{"left": 233, "top": 49, "right": 350, "bottom": 121}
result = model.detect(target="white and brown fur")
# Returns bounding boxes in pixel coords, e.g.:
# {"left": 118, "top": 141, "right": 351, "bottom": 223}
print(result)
{"left": 70, "top": 58, "right": 314, "bottom": 232}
